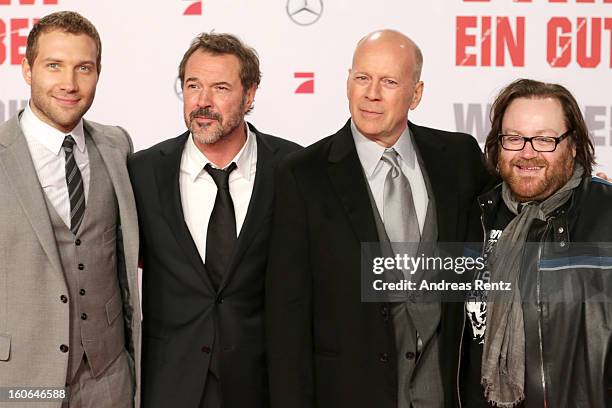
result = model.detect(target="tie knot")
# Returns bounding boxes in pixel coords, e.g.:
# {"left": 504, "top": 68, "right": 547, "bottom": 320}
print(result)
{"left": 62, "top": 135, "right": 76, "bottom": 152}
{"left": 205, "top": 162, "right": 237, "bottom": 189}
{"left": 381, "top": 149, "right": 402, "bottom": 177}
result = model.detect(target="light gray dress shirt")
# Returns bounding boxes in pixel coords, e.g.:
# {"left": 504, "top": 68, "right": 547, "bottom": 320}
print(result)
{"left": 351, "top": 120, "right": 428, "bottom": 234}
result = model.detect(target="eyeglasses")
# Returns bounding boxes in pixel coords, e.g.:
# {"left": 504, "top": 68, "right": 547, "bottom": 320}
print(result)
{"left": 499, "top": 129, "right": 573, "bottom": 152}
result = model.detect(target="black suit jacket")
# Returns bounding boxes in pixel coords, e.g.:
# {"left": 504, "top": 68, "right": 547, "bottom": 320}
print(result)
{"left": 266, "top": 120, "right": 490, "bottom": 408}
{"left": 128, "top": 124, "right": 301, "bottom": 408}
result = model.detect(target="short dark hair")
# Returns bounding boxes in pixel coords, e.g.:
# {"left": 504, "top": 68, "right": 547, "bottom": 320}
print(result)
{"left": 484, "top": 78, "right": 595, "bottom": 174}
{"left": 26, "top": 11, "right": 102, "bottom": 74}
{"left": 178, "top": 32, "right": 261, "bottom": 94}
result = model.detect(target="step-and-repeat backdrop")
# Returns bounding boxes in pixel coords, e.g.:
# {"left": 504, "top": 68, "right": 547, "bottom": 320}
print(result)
{"left": 2, "top": 0, "right": 611, "bottom": 172}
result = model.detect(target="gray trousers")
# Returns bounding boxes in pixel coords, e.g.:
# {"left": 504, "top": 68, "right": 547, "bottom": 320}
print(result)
{"left": 63, "top": 350, "right": 133, "bottom": 408}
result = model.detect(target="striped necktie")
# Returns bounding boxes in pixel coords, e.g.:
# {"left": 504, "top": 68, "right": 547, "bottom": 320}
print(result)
{"left": 62, "top": 135, "right": 86, "bottom": 234}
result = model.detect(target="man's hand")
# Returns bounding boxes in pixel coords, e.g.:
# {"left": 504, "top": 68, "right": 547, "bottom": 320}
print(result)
{"left": 596, "top": 172, "right": 612, "bottom": 182}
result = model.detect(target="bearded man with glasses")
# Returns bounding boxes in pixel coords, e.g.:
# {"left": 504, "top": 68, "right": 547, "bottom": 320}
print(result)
{"left": 459, "top": 78, "right": 612, "bottom": 407}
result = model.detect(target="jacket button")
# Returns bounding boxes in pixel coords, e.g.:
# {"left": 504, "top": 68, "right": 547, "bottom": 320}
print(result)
{"left": 79, "top": 289, "right": 86, "bottom": 296}
{"left": 216, "top": 296, "right": 223, "bottom": 304}
{"left": 60, "top": 344, "right": 69, "bottom": 353}
{"left": 60, "top": 295, "right": 68, "bottom": 303}
{"left": 81, "top": 313, "right": 88, "bottom": 320}
{"left": 78, "top": 264, "right": 84, "bottom": 270}
{"left": 75, "top": 239, "right": 81, "bottom": 246}
{"left": 558, "top": 227, "right": 564, "bottom": 234}
{"left": 405, "top": 351, "right": 416, "bottom": 360}
{"left": 201, "top": 346, "right": 211, "bottom": 353}
{"left": 379, "top": 352, "right": 389, "bottom": 362}
{"left": 381, "top": 306, "right": 389, "bottom": 321}
{"left": 559, "top": 241, "right": 566, "bottom": 248}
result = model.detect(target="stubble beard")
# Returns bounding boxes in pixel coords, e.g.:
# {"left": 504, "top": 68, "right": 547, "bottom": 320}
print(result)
{"left": 30, "top": 85, "right": 92, "bottom": 132}
{"left": 187, "top": 97, "right": 246, "bottom": 145}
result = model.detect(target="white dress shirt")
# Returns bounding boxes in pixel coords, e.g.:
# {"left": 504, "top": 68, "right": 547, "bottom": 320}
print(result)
{"left": 351, "top": 120, "right": 428, "bottom": 234}
{"left": 20, "top": 102, "right": 90, "bottom": 228}
{"left": 180, "top": 125, "right": 257, "bottom": 264}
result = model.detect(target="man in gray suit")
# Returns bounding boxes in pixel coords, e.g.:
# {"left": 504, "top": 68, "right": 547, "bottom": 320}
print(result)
{"left": 0, "top": 11, "right": 140, "bottom": 408}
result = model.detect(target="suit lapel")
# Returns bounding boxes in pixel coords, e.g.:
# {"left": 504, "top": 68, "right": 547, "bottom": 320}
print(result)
{"left": 86, "top": 123, "right": 139, "bottom": 284}
{"left": 410, "top": 122, "right": 459, "bottom": 242}
{"left": 0, "top": 115, "right": 64, "bottom": 278}
{"left": 327, "top": 120, "right": 379, "bottom": 243}
{"left": 219, "top": 127, "right": 276, "bottom": 291}
{"left": 155, "top": 132, "right": 213, "bottom": 290}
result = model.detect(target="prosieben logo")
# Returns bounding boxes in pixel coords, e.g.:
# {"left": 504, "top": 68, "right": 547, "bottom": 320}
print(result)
{"left": 182, "top": 0, "right": 202, "bottom": 15}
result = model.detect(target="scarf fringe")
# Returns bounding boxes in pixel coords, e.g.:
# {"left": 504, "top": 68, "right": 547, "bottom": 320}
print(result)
{"left": 481, "top": 377, "right": 525, "bottom": 408}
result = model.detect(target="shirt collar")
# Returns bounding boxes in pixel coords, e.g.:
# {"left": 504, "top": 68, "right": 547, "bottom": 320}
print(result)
{"left": 183, "top": 123, "right": 255, "bottom": 182}
{"left": 20, "top": 101, "right": 86, "bottom": 155}
{"left": 351, "top": 119, "right": 416, "bottom": 177}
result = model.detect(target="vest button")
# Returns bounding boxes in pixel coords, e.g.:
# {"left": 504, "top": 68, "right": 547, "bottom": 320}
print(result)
{"left": 405, "top": 351, "right": 416, "bottom": 360}
{"left": 216, "top": 296, "right": 224, "bottom": 304}
{"left": 60, "top": 344, "right": 69, "bottom": 353}
{"left": 60, "top": 295, "right": 68, "bottom": 303}
{"left": 79, "top": 289, "right": 86, "bottom": 296}
{"left": 78, "top": 264, "right": 84, "bottom": 270}
{"left": 379, "top": 352, "right": 389, "bottom": 362}
{"left": 75, "top": 239, "right": 81, "bottom": 246}
{"left": 81, "top": 313, "right": 88, "bottom": 320}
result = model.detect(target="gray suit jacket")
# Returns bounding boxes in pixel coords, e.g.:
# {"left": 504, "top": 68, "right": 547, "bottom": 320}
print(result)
{"left": 0, "top": 113, "right": 141, "bottom": 408}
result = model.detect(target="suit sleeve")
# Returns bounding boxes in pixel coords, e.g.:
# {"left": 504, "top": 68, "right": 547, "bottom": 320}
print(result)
{"left": 464, "top": 134, "right": 496, "bottom": 243}
{"left": 266, "top": 160, "right": 314, "bottom": 408}
{"left": 127, "top": 154, "right": 145, "bottom": 268}
{"left": 469, "top": 134, "right": 497, "bottom": 194}
{"left": 118, "top": 125, "right": 135, "bottom": 155}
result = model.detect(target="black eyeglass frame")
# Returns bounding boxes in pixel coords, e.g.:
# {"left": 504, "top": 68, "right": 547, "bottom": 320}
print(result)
{"left": 498, "top": 129, "right": 573, "bottom": 152}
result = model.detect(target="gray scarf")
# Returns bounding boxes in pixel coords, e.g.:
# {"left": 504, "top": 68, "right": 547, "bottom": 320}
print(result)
{"left": 481, "top": 164, "right": 584, "bottom": 407}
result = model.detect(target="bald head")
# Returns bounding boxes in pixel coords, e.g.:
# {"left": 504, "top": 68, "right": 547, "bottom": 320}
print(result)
{"left": 353, "top": 30, "right": 423, "bottom": 82}
{"left": 347, "top": 29, "right": 425, "bottom": 146}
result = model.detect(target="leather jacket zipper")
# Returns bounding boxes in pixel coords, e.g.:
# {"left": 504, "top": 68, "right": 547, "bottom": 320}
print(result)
{"left": 537, "top": 221, "right": 551, "bottom": 407}
{"left": 456, "top": 210, "right": 489, "bottom": 407}
{"left": 457, "top": 308, "right": 466, "bottom": 408}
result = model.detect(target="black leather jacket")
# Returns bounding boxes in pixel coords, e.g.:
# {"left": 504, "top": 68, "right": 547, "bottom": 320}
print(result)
{"left": 460, "top": 176, "right": 612, "bottom": 407}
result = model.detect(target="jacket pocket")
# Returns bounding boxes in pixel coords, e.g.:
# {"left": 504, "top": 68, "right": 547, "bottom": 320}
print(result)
{"left": 0, "top": 333, "right": 10, "bottom": 361}
{"left": 105, "top": 292, "right": 123, "bottom": 325}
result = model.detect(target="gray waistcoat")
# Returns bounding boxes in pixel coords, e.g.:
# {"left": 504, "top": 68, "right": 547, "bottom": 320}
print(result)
{"left": 43, "top": 136, "right": 126, "bottom": 382}
{"left": 365, "top": 144, "right": 444, "bottom": 408}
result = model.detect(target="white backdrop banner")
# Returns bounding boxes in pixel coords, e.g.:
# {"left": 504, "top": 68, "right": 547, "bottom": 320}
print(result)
{"left": 1, "top": 0, "right": 611, "bottom": 173}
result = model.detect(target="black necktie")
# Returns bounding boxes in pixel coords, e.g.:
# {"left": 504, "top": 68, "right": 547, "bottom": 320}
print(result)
{"left": 62, "top": 135, "right": 85, "bottom": 235}
{"left": 204, "top": 162, "right": 237, "bottom": 290}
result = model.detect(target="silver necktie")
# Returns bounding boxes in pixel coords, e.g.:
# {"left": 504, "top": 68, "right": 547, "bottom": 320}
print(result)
{"left": 381, "top": 149, "right": 421, "bottom": 251}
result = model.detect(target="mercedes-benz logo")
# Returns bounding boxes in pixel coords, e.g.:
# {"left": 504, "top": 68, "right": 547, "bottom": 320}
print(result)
{"left": 174, "top": 77, "right": 183, "bottom": 101}
{"left": 286, "top": 0, "right": 323, "bottom": 26}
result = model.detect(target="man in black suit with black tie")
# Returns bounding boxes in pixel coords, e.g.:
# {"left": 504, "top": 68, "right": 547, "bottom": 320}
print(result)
{"left": 266, "top": 29, "right": 490, "bottom": 408}
{"left": 128, "top": 33, "right": 300, "bottom": 408}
